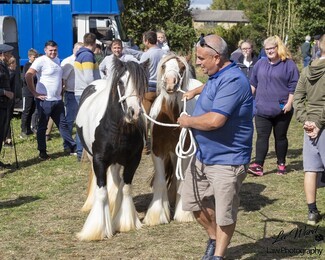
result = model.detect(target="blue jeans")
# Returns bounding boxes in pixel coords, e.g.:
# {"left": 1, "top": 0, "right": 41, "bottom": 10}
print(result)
{"left": 36, "top": 99, "right": 76, "bottom": 153}
{"left": 74, "top": 95, "right": 83, "bottom": 159}
{"left": 303, "top": 56, "right": 311, "bottom": 67}
{"left": 64, "top": 91, "right": 78, "bottom": 149}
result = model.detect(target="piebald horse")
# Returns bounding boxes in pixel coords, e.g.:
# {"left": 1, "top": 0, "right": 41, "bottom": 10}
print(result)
{"left": 143, "top": 53, "right": 202, "bottom": 226}
{"left": 76, "top": 57, "right": 149, "bottom": 241}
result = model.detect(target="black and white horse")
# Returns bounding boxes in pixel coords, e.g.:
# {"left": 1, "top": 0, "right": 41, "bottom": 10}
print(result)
{"left": 76, "top": 57, "right": 148, "bottom": 241}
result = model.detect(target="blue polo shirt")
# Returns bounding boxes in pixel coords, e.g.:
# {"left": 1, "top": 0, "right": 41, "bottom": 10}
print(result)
{"left": 193, "top": 62, "right": 253, "bottom": 165}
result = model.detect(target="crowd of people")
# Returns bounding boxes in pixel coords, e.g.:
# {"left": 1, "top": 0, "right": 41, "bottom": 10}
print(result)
{"left": 0, "top": 31, "right": 324, "bottom": 259}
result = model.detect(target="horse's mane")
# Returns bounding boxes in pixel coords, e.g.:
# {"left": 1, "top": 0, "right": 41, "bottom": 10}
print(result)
{"left": 110, "top": 56, "right": 148, "bottom": 101}
{"left": 156, "top": 52, "right": 190, "bottom": 95}
{"left": 107, "top": 57, "right": 148, "bottom": 135}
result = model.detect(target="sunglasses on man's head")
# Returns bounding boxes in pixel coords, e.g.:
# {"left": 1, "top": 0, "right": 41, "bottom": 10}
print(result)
{"left": 199, "top": 38, "right": 219, "bottom": 54}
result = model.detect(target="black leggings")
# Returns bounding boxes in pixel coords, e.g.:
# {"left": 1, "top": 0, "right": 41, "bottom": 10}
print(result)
{"left": 254, "top": 110, "right": 293, "bottom": 166}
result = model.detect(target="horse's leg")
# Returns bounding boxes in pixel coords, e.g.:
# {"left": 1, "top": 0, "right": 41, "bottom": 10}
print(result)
{"left": 143, "top": 155, "right": 170, "bottom": 226}
{"left": 107, "top": 164, "right": 122, "bottom": 218}
{"left": 113, "top": 155, "right": 142, "bottom": 232}
{"left": 77, "top": 156, "right": 113, "bottom": 241}
{"left": 81, "top": 154, "right": 97, "bottom": 212}
{"left": 173, "top": 157, "right": 195, "bottom": 223}
{"left": 168, "top": 153, "right": 178, "bottom": 208}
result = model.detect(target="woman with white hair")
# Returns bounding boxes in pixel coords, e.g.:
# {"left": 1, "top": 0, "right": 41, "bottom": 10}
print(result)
{"left": 301, "top": 35, "right": 312, "bottom": 67}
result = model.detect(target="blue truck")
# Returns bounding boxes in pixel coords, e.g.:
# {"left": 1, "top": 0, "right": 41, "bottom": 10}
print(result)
{"left": 0, "top": 0, "right": 127, "bottom": 66}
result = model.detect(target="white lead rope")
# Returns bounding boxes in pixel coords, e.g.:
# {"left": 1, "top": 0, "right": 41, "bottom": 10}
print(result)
{"left": 142, "top": 90, "right": 197, "bottom": 180}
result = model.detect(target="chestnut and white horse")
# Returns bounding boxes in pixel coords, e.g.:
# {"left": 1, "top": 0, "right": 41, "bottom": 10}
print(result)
{"left": 143, "top": 53, "right": 202, "bottom": 226}
{"left": 76, "top": 57, "right": 149, "bottom": 241}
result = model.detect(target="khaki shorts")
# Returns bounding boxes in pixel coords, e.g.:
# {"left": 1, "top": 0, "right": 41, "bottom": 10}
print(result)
{"left": 180, "top": 158, "right": 247, "bottom": 226}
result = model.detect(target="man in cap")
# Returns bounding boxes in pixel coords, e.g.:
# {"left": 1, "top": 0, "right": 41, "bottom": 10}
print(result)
{"left": 0, "top": 44, "right": 14, "bottom": 170}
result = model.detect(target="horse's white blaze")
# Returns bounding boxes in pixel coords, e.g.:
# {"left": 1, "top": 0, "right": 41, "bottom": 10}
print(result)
{"left": 76, "top": 79, "right": 112, "bottom": 154}
{"left": 77, "top": 186, "right": 113, "bottom": 241}
{"left": 113, "top": 183, "right": 142, "bottom": 232}
{"left": 163, "top": 59, "right": 180, "bottom": 91}
{"left": 143, "top": 156, "right": 170, "bottom": 226}
{"left": 121, "top": 71, "right": 142, "bottom": 121}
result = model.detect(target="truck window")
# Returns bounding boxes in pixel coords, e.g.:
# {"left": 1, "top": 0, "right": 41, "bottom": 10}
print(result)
{"left": 0, "top": 0, "right": 10, "bottom": 3}
{"left": 12, "top": 1, "right": 29, "bottom": 3}
{"left": 33, "top": 0, "right": 50, "bottom": 4}
{"left": 12, "top": 0, "right": 50, "bottom": 3}
{"left": 115, "top": 16, "right": 127, "bottom": 42}
{"left": 32, "top": 0, "right": 50, "bottom": 3}
{"left": 89, "top": 17, "right": 114, "bottom": 41}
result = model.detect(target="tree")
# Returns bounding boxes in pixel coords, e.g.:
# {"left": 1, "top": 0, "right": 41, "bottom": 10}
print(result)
{"left": 290, "top": 0, "right": 325, "bottom": 50}
{"left": 211, "top": 0, "right": 244, "bottom": 10}
{"left": 121, "top": 0, "right": 196, "bottom": 54}
{"left": 211, "top": 0, "right": 324, "bottom": 53}
{"left": 209, "top": 0, "right": 268, "bottom": 52}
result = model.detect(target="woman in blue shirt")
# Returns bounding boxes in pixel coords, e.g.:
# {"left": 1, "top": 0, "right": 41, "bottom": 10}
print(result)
{"left": 248, "top": 35, "right": 299, "bottom": 176}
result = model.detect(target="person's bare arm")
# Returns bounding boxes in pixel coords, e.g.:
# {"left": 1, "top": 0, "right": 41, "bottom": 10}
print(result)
{"left": 177, "top": 111, "right": 227, "bottom": 131}
{"left": 25, "top": 68, "right": 46, "bottom": 100}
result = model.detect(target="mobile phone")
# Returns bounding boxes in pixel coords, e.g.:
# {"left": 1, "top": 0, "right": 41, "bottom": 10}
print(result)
{"left": 279, "top": 101, "right": 285, "bottom": 109}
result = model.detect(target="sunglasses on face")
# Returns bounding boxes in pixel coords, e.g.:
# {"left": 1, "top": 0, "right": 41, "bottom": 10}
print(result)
{"left": 199, "top": 38, "right": 219, "bottom": 54}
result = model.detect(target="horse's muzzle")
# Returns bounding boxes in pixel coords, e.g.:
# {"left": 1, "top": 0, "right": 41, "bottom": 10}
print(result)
{"left": 166, "top": 83, "right": 179, "bottom": 94}
{"left": 125, "top": 106, "right": 141, "bottom": 124}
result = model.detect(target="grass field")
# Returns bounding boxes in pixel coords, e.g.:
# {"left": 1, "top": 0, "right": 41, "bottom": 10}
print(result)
{"left": 0, "top": 110, "right": 324, "bottom": 259}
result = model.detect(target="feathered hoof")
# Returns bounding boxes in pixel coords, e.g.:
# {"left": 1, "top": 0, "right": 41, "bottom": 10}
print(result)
{"left": 81, "top": 201, "right": 93, "bottom": 212}
{"left": 174, "top": 210, "right": 196, "bottom": 223}
{"left": 143, "top": 204, "right": 170, "bottom": 226}
{"left": 77, "top": 187, "right": 114, "bottom": 241}
{"left": 76, "top": 228, "right": 110, "bottom": 241}
{"left": 114, "top": 184, "right": 142, "bottom": 232}
{"left": 114, "top": 216, "right": 142, "bottom": 232}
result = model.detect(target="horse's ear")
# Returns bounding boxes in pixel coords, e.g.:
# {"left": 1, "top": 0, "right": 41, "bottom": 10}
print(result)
{"left": 140, "top": 58, "right": 150, "bottom": 72}
{"left": 113, "top": 55, "right": 124, "bottom": 70}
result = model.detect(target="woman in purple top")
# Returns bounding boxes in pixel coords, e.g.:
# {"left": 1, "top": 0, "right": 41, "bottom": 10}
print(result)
{"left": 248, "top": 35, "right": 299, "bottom": 176}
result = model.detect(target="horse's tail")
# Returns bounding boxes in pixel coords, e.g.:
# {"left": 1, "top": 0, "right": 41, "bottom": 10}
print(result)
{"left": 164, "top": 156, "right": 174, "bottom": 189}
{"left": 166, "top": 155, "right": 177, "bottom": 207}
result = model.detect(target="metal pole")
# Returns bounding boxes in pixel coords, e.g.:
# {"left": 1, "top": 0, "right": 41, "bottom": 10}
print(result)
{"left": 10, "top": 122, "right": 19, "bottom": 169}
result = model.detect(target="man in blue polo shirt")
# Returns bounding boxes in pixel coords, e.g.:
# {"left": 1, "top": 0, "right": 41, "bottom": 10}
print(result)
{"left": 177, "top": 34, "right": 253, "bottom": 260}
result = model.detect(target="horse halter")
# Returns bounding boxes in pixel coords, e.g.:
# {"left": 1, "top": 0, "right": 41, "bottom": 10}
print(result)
{"left": 117, "top": 80, "right": 139, "bottom": 113}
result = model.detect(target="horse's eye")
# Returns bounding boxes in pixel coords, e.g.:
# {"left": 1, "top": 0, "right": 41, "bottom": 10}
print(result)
{"left": 161, "top": 64, "right": 165, "bottom": 70}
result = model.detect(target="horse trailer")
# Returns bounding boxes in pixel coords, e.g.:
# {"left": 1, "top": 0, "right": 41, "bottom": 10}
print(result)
{"left": 0, "top": 0, "right": 128, "bottom": 66}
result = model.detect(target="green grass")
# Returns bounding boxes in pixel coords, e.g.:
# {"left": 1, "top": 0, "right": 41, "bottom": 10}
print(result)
{"left": 0, "top": 114, "right": 324, "bottom": 259}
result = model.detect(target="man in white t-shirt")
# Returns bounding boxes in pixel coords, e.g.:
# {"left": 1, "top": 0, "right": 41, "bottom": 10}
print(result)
{"left": 99, "top": 39, "right": 139, "bottom": 79}
{"left": 25, "top": 40, "right": 76, "bottom": 160}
